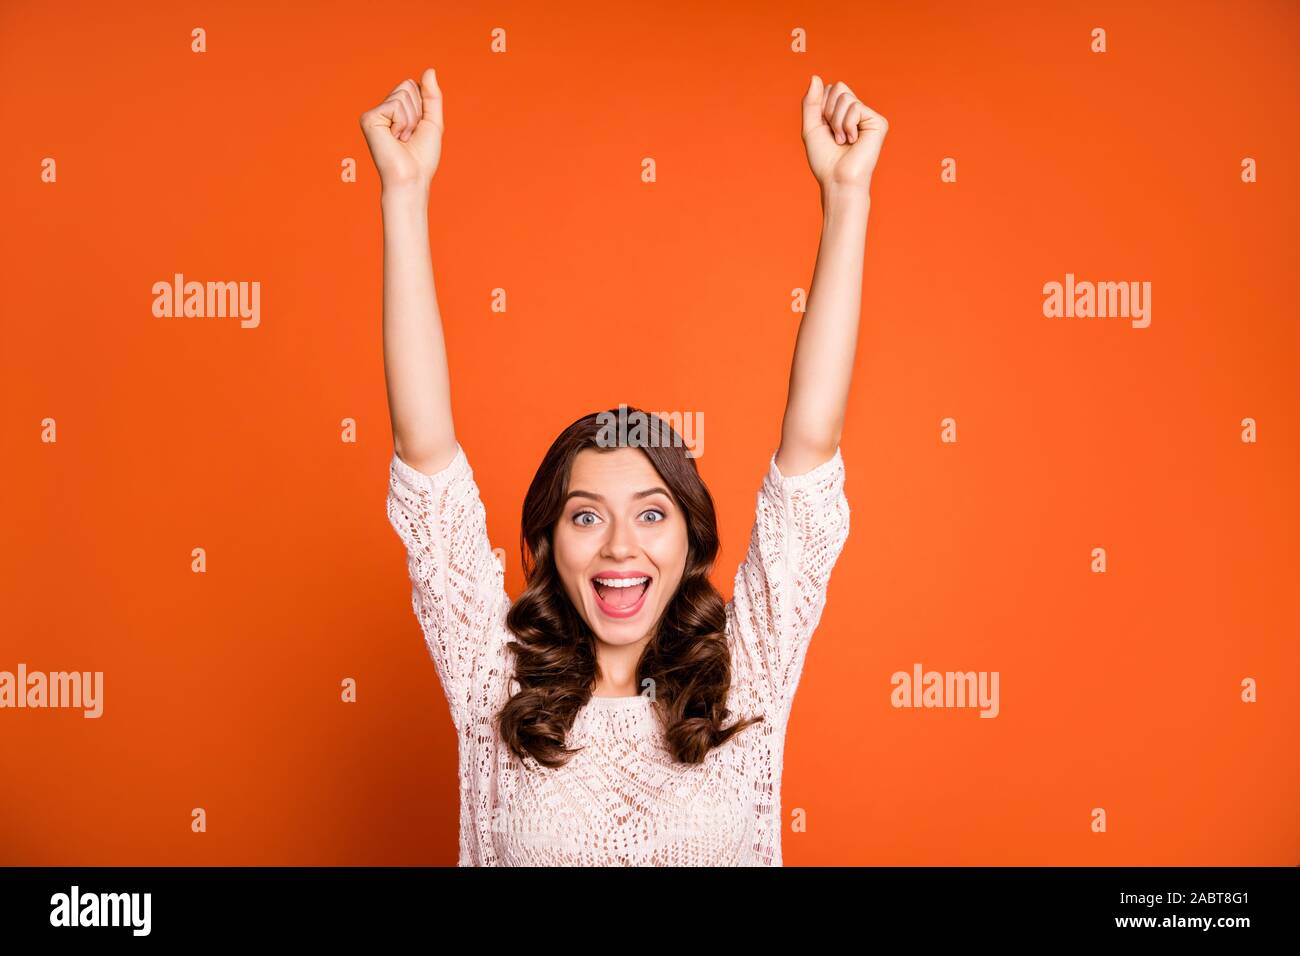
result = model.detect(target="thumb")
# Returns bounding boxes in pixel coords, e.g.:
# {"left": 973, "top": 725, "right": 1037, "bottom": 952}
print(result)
{"left": 801, "top": 74, "right": 825, "bottom": 138}
{"left": 419, "top": 67, "right": 444, "bottom": 129}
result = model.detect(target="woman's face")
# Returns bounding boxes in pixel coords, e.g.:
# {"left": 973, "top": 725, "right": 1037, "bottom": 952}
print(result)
{"left": 553, "top": 447, "right": 689, "bottom": 648}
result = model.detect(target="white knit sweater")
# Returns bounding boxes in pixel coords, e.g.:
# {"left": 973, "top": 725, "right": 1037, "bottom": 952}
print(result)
{"left": 386, "top": 441, "right": 850, "bottom": 866}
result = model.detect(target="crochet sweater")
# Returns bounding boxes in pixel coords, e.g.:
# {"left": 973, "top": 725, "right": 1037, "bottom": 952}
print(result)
{"left": 386, "top": 441, "right": 850, "bottom": 866}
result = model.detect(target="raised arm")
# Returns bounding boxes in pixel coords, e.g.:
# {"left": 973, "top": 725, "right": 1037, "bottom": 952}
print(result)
{"left": 363, "top": 70, "right": 512, "bottom": 733}
{"left": 776, "top": 76, "right": 888, "bottom": 477}
{"left": 360, "top": 67, "right": 457, "bottom": 474}
{"left": 725, "top": 77, "right": 884, "bottom": 720}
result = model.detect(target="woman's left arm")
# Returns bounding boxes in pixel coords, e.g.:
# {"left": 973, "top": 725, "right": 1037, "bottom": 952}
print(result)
{"left": 776, "top": 76, "right": 888, "bottom": 477}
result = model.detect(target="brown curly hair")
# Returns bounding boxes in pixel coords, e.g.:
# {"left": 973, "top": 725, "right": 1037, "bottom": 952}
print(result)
{"left": 494, "top": 407, "right": 764, "bottom": 768}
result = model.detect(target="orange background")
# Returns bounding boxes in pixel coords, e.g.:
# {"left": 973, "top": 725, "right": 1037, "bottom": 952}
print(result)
{"left": 2, "top": 0, "right": 1297, "bottom": 865}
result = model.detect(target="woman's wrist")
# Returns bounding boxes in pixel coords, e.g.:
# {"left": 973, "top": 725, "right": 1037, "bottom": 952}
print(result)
{"left": 381, "top": 181, "right": 431, "bottom": 210}
{"left": 820, "top": 180, "right": 871, "bottom": 211}
{"left": 819, "top": 183, "right": 871, "bottom": 235}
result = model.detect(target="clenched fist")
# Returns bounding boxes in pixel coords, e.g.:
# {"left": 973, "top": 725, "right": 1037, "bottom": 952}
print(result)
{"left": 801, "top": 75, "right": 888, "bottom": 193}
{"left": 359, "top": 67, "right": 444, "bottom": 191}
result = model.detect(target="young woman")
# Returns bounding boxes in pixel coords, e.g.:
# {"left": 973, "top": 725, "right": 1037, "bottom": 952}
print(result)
{"left": 361, "top": 67, "right": 886, "bottom": 866}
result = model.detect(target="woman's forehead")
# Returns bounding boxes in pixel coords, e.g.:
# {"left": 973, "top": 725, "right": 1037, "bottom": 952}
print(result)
{"left": 568, "top": 447, "right": 662, "bottom": 493}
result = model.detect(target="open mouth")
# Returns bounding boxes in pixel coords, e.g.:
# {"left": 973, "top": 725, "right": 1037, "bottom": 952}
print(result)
{"left": 590, "top": 575, "right": 652, "bottom": 618}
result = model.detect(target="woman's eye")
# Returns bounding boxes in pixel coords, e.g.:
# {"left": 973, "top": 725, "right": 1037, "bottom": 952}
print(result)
{"left": 571, "top": 508, "right": 666, "bottom": 527}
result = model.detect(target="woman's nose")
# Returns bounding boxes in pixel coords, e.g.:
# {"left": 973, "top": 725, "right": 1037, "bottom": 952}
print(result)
{"left": 600, "top": 518, "right": 639, "bottom": 558}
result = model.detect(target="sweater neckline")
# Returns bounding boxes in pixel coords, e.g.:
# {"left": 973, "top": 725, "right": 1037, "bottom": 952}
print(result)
{"left": 588, "top": 694, "right": 652, "bottom": 707}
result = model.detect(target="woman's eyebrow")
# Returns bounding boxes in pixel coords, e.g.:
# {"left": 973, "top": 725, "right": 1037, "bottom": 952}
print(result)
{"left": 564, "top": 487, "right": 671, "bottom": 503}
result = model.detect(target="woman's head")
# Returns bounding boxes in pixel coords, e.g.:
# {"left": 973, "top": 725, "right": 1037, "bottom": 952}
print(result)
{"left": 496, "top": 407, "right": 763, "bottom": 767}
{"left": 553, "top": 443, "right": 689, "bottom": 654}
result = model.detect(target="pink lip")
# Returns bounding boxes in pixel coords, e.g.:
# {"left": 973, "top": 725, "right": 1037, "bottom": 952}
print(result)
{"left": 590, "top": 575, "right": 652, "bottom": 619}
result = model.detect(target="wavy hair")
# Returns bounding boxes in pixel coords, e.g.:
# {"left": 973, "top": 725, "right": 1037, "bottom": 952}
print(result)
{"left": 494, "top": 407, "right": 764, "bottom": 768}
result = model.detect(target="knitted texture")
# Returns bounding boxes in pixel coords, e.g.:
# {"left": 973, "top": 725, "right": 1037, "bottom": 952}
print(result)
{"left": 386, "top": 442, "right": 850, "bottom": 865}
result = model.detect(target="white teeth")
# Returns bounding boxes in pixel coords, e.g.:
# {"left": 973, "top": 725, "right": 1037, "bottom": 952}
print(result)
{"left": 593, "top": 576, "right": 649, "bottom": 588}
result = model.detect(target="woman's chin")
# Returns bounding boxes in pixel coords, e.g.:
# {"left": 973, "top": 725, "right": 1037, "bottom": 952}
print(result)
{"left": 587, "top": 607, "right": 657, "bottom": 645}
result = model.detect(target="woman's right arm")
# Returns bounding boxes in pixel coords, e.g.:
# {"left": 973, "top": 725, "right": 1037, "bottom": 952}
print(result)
{"left": 380, "top": 189, "right": 456, "bottom": 472}
{"left": 363, "top": 70, "right": 512, "bottom": 731}
{"left": 360, "top": 68, "right": 456, "bottom": 472}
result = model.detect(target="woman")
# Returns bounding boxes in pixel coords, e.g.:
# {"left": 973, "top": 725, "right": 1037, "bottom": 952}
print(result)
{"left": 361, "top": 67, "right": 886, "bottom": 866}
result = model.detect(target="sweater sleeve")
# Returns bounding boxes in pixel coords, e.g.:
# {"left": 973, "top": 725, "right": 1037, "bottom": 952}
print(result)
{"left": 727, "top": 446, "right": 851, "bottom": 723}
{"left": 386, "top": 443, "right": 511, "bottom": 731}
